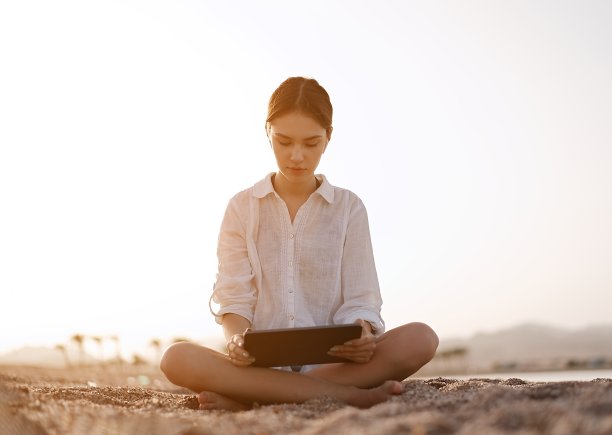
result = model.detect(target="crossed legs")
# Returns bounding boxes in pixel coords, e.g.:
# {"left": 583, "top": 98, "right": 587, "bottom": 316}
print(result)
{"left": 160, "top": 322, "right": 438, "bottom": 410}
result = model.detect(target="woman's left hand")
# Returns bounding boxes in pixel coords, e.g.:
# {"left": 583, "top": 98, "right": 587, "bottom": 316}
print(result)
{"left": 327, "top": 319, "right": 376, "bottom": 363}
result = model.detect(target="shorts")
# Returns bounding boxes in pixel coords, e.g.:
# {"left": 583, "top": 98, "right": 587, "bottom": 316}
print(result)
{"left": 274, "top": 364, "right": 318, "bottom": 374}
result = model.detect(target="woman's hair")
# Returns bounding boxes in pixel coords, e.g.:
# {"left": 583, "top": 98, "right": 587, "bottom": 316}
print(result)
{"left": 266, "top": 77, "right": 333, "bottom": 135}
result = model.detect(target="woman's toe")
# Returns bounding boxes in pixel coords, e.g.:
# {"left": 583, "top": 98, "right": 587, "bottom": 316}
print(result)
{"left": 198, "top": 391, "right": 215, "bottom": 408}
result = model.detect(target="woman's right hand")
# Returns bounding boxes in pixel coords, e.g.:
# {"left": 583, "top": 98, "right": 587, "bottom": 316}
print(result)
{"left": 227, "top": 332, "right": 255, "bottom": 366}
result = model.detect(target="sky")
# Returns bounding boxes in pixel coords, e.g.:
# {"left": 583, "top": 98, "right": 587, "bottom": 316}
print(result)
{"left": 1, "top": 0, "right": 611, "bottom": 358}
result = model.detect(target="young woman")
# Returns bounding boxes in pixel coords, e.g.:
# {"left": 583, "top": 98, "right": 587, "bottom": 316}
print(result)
{"left": 160, "top": 77, "right": 439, "bottom": 411}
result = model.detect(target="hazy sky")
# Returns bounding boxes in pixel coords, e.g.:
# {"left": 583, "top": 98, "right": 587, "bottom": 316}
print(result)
{"left": 1, "top": 1, "right": 611, "bottom": 357}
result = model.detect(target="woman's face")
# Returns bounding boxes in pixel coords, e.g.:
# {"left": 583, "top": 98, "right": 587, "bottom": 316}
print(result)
{"left": 267, "top": 112, "right": 330, "bottom": 185}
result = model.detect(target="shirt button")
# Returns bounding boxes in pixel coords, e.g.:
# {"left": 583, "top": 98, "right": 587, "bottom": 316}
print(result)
{"left": 289, "top": 314, "right": 294, "bottom": 320}
{"left": 288, "top": 288, "right": 293, "bottom": 293}
{"left": 289, "top": 233, "right": 294, "bottom": 239}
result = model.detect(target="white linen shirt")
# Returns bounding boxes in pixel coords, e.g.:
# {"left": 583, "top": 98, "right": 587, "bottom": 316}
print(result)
{"left": 210, "top": 173, "right": 385, "bottom": 335}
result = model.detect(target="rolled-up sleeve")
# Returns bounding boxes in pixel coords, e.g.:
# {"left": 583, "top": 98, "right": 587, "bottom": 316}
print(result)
{"left": 333, "top": 196, "right": 385, "bottom": 335}
{"left": 211, "top": 196, "right": 257, "bottom": 325}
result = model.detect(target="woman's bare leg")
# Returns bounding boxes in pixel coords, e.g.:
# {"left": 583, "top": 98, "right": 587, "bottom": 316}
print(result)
{"left": 160, "top": 342, "right": 403, "bottom": 410}
{"left": 306, "top": 322, "right": 439, "bottom": 387}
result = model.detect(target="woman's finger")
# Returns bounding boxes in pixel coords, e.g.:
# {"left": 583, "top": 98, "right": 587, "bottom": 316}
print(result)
{"left": 330, "top": 343, "right": 376, "bottom": 353}
{"left": 232, "top": 348, "right": 253, "bottom": 360}
{"left": 228, "top": 342, "right": 254, "bottom": 363}
{"left": 337, "top": 354, "right": 372, "bottom": 364}
{"left": 227, "top": 333, "right": 246, "bottom": 354}
{"left": 344, "top": 336, "right": 375, "bottom": 347}
{"left": 229, "top": 353, "right": 255, "bottom": 366}
{"left": 231, "top": 334, "right": 245, "bottom": 346}
{"left": 332, "top": 353, "right": 374, "bottom": 361}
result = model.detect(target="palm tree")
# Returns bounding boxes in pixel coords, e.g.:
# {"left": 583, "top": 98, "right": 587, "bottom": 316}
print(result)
{"left": 149, "top": 338, "right": 162, "bottom": 365}
{"left": 55, "top": 343, "right": 71, "bottom": 368}
{"left": 109, "top": 335, "right": 122, "bottom": 364}
{"left": 132, "top": 353, "right": 148, "bottom": 366}
{"left": 70, "top": 334, "right": 85, "bottom": 367}
{"left": 91, "top": 336, "right": 104, "bottom": 364}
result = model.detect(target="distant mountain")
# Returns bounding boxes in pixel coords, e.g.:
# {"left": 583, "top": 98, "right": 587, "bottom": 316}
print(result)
{"left": 426, "top": 323, "right": 612, "bottom": 373}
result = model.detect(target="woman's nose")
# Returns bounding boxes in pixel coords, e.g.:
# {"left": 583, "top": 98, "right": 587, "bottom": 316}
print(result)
{"left": 290, "top": 145, "right": 304, "bottom": 161}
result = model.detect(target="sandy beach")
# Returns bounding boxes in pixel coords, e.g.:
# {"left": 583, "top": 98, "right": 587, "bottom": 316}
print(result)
{"left": 1, "top": 364, "right": 611, "bottom": 434}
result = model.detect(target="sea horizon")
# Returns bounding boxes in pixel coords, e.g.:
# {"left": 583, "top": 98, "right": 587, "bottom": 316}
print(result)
{"left": 419, "top": 368, "right": 612, "bottom": 383}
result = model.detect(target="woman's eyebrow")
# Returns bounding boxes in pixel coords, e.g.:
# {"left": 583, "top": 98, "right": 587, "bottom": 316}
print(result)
{"left": 273, "top": 133, "right": 323, "bottom": 140}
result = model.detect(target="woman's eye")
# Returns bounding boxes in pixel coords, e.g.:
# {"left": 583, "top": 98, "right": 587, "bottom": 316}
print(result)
{"left": 305, "top": 142, "right": 319, "bottom": 147}
{"left": 279, "top": 141, "right": 291, "bottom": 146}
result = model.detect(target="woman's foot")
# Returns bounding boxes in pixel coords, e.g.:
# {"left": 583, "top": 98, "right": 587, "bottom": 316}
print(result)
{"left": 347, "top": 380, "right": 404, "bottom": 408}
{"left": 198, "top": 391, "right": 250, "bottom": 411}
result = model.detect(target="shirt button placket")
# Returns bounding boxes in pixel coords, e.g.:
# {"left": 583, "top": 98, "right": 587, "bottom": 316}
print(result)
{"left": 287, "top": 231, "right": 295, "bottom": 326}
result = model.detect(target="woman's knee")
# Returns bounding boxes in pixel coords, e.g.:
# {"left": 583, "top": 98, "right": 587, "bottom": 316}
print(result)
{"left": 160, "top": 342, "right": 197, "bottom": 382}
{"left": 395, "top": 322, "right": 439, "bottom": 365}
{"left": 415, "top": 322, "right": 439, "bottom": 360}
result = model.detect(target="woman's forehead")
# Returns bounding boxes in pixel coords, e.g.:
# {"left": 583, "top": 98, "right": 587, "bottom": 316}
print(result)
{"left": 268, "top": 113, "right": 326, "bottom": 138}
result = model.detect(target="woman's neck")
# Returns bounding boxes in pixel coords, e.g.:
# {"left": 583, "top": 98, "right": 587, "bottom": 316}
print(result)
{"left": 272, "top": 172, "right": 318, "bottom": 198}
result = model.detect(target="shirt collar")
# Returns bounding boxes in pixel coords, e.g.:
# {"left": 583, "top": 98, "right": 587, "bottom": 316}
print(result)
{"left": 252, "top": 172, "right": 334, "bottom": 204}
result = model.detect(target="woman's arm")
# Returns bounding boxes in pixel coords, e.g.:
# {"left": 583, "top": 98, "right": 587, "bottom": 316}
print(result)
{"left": 222, "top": 313, "right": 251, "bottom": 342}
{"left": 333, "top": 195, "right": 385, "bottom": 334}
{"left": 212, "top": 195, "right": 258, "bottom": 325}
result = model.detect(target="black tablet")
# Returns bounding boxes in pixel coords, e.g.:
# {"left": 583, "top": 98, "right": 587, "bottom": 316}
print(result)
{"left": 243, "top": 324, "right": 363, "bottom": 367}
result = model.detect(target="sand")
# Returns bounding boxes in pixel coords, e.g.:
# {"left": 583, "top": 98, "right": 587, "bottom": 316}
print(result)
{"left": 1, "top": 364, "right": 611, "bottom": 435}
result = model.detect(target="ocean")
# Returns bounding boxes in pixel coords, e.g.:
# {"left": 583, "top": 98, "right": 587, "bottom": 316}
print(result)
{"left": 427, "top": 369, "right": 612, "bottom": 382}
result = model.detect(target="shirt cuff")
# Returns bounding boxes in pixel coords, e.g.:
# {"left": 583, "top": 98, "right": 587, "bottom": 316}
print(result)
{"left": 213, "top": 306, "right": 255, "bottom": 326}
{"left": 336, "top": 310, "right": 385, "bottom": 337}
